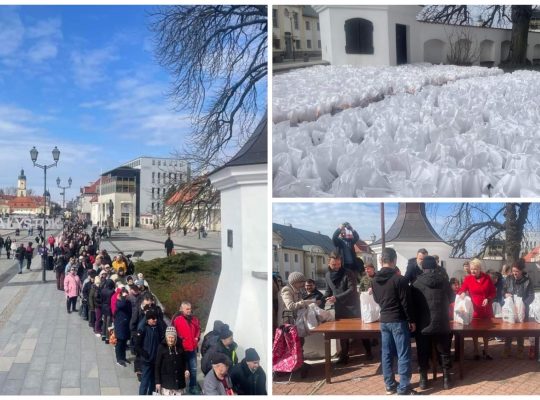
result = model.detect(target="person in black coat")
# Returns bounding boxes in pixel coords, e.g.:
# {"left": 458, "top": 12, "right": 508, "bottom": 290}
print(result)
{"left": 115, "top": 287, "right": 133, "bottom": 366}
{"left": 332, "top": 223, "right": 364, "bottom": 275}
{"left": 155, "top": 326, "right": 190, "bottom": 395}
{"left": 200, "top": 320, "right": 225, "bottom": 358}
{"left": 101, "top": 279, "right": 116, "bottom": 343}
{"left": 323, "top": 251, "right": 371, "bottom": 363}
{"left": 201, "top": 324, "right": 239, "bottom": 375}
{"left": 404, "top": 248, "right": 428, "bottom": 284}
{"left": 135, "top": 309, "right": 166, "bottom": 395}
{"left": 230, "top": 348, "right": 267, "bottom": 395}
{"left": 164, "top": 236, "right": 174, "bottom": 257}
{"left": 303, "top": 279, "right": 326, "bottom": 309}
{"left": 411, "top": 256, "right": 454, "bottom": 390}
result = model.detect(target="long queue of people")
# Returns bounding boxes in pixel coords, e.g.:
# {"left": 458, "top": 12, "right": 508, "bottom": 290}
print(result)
{"left": 51, "top": 221, "right": 266, "bottom": 396}
{"left": 274, "top": 221, "right": 537, "bottom": 395}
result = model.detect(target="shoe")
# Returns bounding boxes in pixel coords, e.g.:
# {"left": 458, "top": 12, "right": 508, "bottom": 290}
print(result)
{"left": 67, "top": 310, "right": 71, "bottom": 314}
{"left": 101, "top": 336, "right": 106, "bottom": 341}
{"left": 482, "top": 351, "right": 493, "bottom": 360}
{"left": 335, "top": 356, "right": 349, "bottom": 365}
{"left": 105, "top": 339, "right": 109, "bottom": 344}
{"left": 398, "top": 389, "right": 420, "bottom": 395}
{"left": 386, "top": 385, "right": 398, "bottom": 395}
{"left": 73, "top": 309, "right": 78, "bottom": 312}
{"left": 365, "top": 352, "right": 374, "bottom": 361}
{"left": 116, "top": 361, "right": 126, "bottom": 367}
{"left": 18, "top": 272, "right": 22, "bottom": 274}
{"left": 443, "top": 369, "right": 452, "bottom": 390}
{"left": 419, "top": 371, "right": 428, "bottom": 390}
{"left": 95, "top": 333, "right": 101, "bottom": 338}
{"left": 122, "top": 359, "right": 131, "bottom": 364}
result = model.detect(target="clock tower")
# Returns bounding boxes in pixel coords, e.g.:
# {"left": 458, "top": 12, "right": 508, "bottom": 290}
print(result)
{"left": 17, "top": 169, "right": 27, "bottom": 197}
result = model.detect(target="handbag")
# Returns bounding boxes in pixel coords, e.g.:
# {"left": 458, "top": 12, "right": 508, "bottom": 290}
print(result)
{"left": 109, "top": 329, "right": 118, "bottom": 345}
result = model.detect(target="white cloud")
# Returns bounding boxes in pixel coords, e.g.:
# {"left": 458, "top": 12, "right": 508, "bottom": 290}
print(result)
{"left": 71, "top": 46, "right": 119, "bottom": 88}
{"left": 27, "top": 17, "right": 62, "bottom": 40}
{"left": 28, "top": 40, "right": 58, "bottom": 63}
{"left": 0, "top": 8, "right": 25, "bottom": 57}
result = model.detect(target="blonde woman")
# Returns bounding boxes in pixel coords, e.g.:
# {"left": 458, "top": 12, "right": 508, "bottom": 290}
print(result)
{"left": 458, "top": 258, "right": 496, "bottom": 360}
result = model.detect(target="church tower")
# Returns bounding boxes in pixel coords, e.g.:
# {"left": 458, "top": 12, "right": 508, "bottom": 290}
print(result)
{"left": 17, "top": 169, "right": 27, "bottom": 197}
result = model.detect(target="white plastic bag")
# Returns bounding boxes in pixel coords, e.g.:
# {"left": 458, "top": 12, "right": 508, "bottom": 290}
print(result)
{"left": 514, "top": 296, "right": 526, "bottom": 323}
{"left": 360, "top": 292, "right": 381, "bottom": 323}
{"left": 295, "top": 308, "right": 309, "bottom": 337}
{"left": 502, "top": 297, "right": 517, "bottom": 324}
{"left": 454, "top": 294, "right": 473, "bottom": 325}
{"left": 530, "top": 296, "right": 540, "bottom": 323}
{"left": 305, "top": 304, "right": 320, "bottom": 330}
{"left": 310, "top": 302, "right": 335, "bottom": 323}
{"left": 492, "top": 302, "right": 502, "bottom": 318}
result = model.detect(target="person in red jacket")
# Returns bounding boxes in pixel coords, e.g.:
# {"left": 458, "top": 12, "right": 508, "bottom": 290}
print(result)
{"left": 458, "top": 258, "right": 496, "bottom": 360}
{"left": 173, "top": 301, "right": 201, "bottom": 394}
{"left": 47, "top": 234, "right": 55, "bottom": 251}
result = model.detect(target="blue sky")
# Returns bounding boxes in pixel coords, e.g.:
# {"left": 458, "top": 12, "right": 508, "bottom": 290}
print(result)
{"left": 0, "top": 5, "right": 202, "bottom": 202}
{"left": 272, "top": 202, "right": 520, "bottom": 255}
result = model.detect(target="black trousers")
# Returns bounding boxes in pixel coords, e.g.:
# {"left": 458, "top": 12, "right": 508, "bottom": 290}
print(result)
{"left": 416, "top": 333, "right": 452, "bottom": 372}
{"left": 66, "top": 296, "right": 77, "bottom": 312}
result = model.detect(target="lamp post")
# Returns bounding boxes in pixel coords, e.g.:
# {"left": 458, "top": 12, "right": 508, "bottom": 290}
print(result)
{"left": 30, "top": 146, "right": 60, "bottom": 282}
{"left": 284, "top": 8, "right": 296, "bottom": 61}
{"left": 56, "top": 176, "right": 72, "bottom": 209}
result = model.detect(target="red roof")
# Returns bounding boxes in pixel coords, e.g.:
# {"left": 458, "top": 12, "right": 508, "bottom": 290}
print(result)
{"left": 82, "top": 179, "right": 100, "bottom": 195}
{"left": 523, "top": 246, "right": 540, "bottom": 262}
{"left": 9, "top": 196, "right": 44, "bottom": 209}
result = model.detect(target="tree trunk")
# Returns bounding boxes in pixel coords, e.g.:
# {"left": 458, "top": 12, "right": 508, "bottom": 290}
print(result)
{"left": 504, "top": 203, "right": 529, "bottom": 265}
{"left": 508, "top": 5, "right": 532, "bottom": 64}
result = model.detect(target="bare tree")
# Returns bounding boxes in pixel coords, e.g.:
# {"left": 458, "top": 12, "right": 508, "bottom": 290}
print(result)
{"left": 445, "top": 26, "right": 480, "bottom": 65}
{"left": 150, "top": 5, "right": 267, "bottom": 228}
{"left": 419, "top": 5, "right": 535, "bottom": 65}
{"left": 443, "top": 203, "right": 532, "bottom": 265}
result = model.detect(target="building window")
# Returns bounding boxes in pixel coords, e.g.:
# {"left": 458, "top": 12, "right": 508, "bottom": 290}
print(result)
{"left": 152, "top": 172, "right": 155, "bottom": 183}
{"left": 273, "top": 38, "right": 280, "bottom": 49}
{"left": 310, "top": 256, "right": 314, "bottom": 263}
{"left": 157, "top": 188, "right": 160, "bottom": 198}
{"left": 307, "top": 39, "right": 312, "bottom": 49}
{"left": 152, "top": 159, "right": 155, "bottom": 166}
{"left": 152, "top": 188, "right": 155, "bottom": 199}
{"left": 158, "top": 160, "right": 161, "bottom": 166}
{"left": 306, "top": 20, "right": 310, "bottom": 30}
{"left": 295, "top": 40, "right": 300, "bottom": 50}
{"left": 294, "top": 254, "right": 299, "bottom": 263}
{"left": 317, "top": 22, "right": 320, "bottom": 31}
{"left": 318, "top": 40, "right": 321, "bottom": 49}
{"left": 293, "top": 12, "right": 298, "bottom": 30}
{"left": 152, "top": 202, "right": 155, "bottom": 212}
{"left": 284, "top": 253, "right": 289, "bottom": 262}
{"left": 345, "top": 18, "right": 374, "bottom": 54}
{"left": 157, "top": 172, "right": 161, "bottom": 183}
{"left": 273, "top": 8, "right": 278, "bottom": 28}
{"left": 274, "top": 251, "right": 278, "bottom": 262}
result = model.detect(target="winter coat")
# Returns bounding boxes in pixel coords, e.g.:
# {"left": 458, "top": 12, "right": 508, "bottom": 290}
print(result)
{"left": 4, "top": 238, "right": 11, "bottom": 252}
{"left": 230, "top": 359, "right": 267, "bottom": 395}
{"left": 503, "top": 272, "right": 535, "bottom": 319}
{"left": 25, "top": 246, "right": 33, "bottom": 261}
{"left": 135, "top": 323, "right": 165, "bottom": 363}
{"left": 202, "top": 340, "right": 239, "bottom": 376}
{"left": 203, "top": 370, "right": 233, "bottom": 396}
{"left": 15, "top": 246, "right": 25, "bottom": 261}
{"left": 172, "top": 314, "right": 200, "bottom": 352}
{"left": 324, "top": 268, "right": 360, "bottom": 319}
{"left": 100, "top": 281, "right": 116, "bottom": 317}
{"left": 155, "top": 340, "right": 188, "bottom": 390}
{"left": 280, "top": 284, "right": 313, "bottom": 324}
{"left": 200, "top": 331, "right": 220, "bottom": 358}
{"left": 88, "top": 285, "right": 97, "bottom": 311}
{"left": 332, "top": 228, "right": 364, "bottom": 274}
{"left": 64, "top": 273, "right": 81, "bottom": 298}
{"left": 303, "top": 288, "right": 326, "bottom": 309}
{"left": 412, "top": 269, "right": 454, "bottom": 334}
{"left": 114, "top": 296, "right": 132, "bottom": 340}
{"left": 404, "top": 258, "right": 423, "bottom": 284}
{"left": 164, "top": 238, "right": 174, "bottom": 251}
{"left": 372, "top": 266, "right": 415, "bottom": 323}
{"left": 111, "top": 287, "right": 122, "bottom": 316}
{"left": 82, "top": 280, "right": 92, "bottom": 301}
{"left": 458, "top": 272, "right": 496, "bottom": 319}
{"left": 359, "top": 274, "right": 373, "bottom": 292}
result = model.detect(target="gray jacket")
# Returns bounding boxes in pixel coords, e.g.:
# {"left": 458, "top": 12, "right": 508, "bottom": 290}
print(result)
{"left": 203, "top": 370, "right": 233, "bottom": 395}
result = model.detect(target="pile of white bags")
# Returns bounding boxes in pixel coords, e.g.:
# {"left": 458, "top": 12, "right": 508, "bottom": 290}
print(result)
{"left": 360, "top": 292, "right": 381, "bottom": 323}
{"left": 492, "top": 302, "right": 502, "bottom": 318}
{"left": 454, "top": 295, "right": 473, "bottom": 325}
{"left": 296, "top": 303, "right": 336, "bottom": 336}
{"left": 502, "top": 297, "right": 517, "bottom": 324}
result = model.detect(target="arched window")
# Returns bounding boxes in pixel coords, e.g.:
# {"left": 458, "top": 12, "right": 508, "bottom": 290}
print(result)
{"left": 344, "top": 18, "right": 374, "bottom": 54}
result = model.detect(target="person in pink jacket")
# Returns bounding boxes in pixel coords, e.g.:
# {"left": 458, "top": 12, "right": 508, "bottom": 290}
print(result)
{"left": 64, "top": 266, "right": 82, "bottom": 314}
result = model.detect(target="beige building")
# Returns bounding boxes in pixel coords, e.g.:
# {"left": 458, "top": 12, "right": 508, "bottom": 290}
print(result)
{"left": 272, "top": 5, "right": 322, "bottom": 61}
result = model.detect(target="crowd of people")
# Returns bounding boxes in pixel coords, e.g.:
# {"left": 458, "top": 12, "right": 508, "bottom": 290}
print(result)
{"left": 274, "top": 222, "right": 537, "bottom": 395}
{"left": 46, "top": 221, "right": 265, "bottom": 396}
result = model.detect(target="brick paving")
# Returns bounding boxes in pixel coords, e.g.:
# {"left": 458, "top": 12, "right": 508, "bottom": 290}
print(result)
{"left": 273, "top": 337, "right": 540, "bottom": 395}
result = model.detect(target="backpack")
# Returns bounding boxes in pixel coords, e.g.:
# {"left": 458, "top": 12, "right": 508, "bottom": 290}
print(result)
{"left": 272, "top": 324, "right": 303, "bottom": 373}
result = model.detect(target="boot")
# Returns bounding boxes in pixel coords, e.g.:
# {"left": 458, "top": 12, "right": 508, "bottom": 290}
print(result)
{"left": 443, "top": 369, "right": 452, "bottom": 390}
{"left": 419, "top": 370, "right": 428, "bottom": 390}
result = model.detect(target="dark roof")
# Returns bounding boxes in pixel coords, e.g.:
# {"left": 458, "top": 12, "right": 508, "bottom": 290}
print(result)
{"left": 18, "top": 169, "right": 26, "bottom": 180}
{"left": 373, "top": 203, "right": 445, "bottom": 245}
{"left": 302, "top": 6, "right": 318, "bottom": 18}
{"left": 101, "top": 166, "right": 139, "bottom": 178}
{"left": 273, "top": 223, "right": 334, "bottom": 252}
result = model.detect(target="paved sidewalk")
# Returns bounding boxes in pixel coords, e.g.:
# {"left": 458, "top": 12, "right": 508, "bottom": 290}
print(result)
{"left": 0, "top": 268, "right": 140, "bottom": 395}
{"left": 272, "top": 338, "right": 540, "bottom": 395}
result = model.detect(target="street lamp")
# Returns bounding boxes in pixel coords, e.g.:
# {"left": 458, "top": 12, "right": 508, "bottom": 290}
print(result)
{"left": 30, "top": 146, "right": 60, "bottom": 282}
{"left": 56, "top": 176, "right": 72, "bottom": 209}
{"left": 284, "top": 8, "right": 296, "bottom": 61}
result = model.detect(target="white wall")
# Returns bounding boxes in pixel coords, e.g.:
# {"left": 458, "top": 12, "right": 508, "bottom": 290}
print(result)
{"left": 207, "top": 164, "right": 268, "bottom": 375}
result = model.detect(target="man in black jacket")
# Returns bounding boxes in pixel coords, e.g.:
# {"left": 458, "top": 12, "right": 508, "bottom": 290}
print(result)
{"left": 404, "top": 248, "right": 428, "bottom": 284}
{"left": 372, "top": 247, "right": 416, "bottom": 395}
{"left": 332, "top": 222, "right": 364, "bottom": 275}
{"left": 411, "top": 256, "right": 454, "bottom": 390}
{"left": 201, "top": 324, "right": 238, "bottom": 375}
{"left": 230, "top": 348, "right": 267, "bottom": 395}
{"left": 135, "top": 309, "right": 165, "bottom": 395}
{"left": 303, "top": 279, "right": 326, "bottom": 309}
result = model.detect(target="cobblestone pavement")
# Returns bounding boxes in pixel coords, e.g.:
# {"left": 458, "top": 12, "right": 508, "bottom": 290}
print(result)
{"left": 272, "top": 337, "right": 540, "bottom": 395}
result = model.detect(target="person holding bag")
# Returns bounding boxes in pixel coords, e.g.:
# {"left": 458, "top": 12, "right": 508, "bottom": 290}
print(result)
{"left": 155, "top": 326, "right": 189, "bottom": 395}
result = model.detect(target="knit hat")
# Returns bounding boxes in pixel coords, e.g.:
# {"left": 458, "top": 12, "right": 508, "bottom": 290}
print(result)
{"left": 146, "top": 309, "right": 158, "bottom": 320}
{"left": 135, "top": 279, "right": 145, "bottom": 287}
{"left": 219, "top": 324, "right": 233, "bottom": 340}
{"left": 287, "top": 271, "right": 306, "bottom": 286}
{"left": 213, "top": 320, "right": 225, "bottom": 332}
{"left": 244, "top": 348, "right": 260, "bottom": 362}
{"left": 94, "top": 276, "right": 101, "bottom": 285}
{"left": 165, "top": 326, "right": 177, "bottom": 338}
{"left": 211, "top": 353, "right": 232, "bottom": 367}
{"left": 422, "top": 256, "right": 437, "bottom": 270}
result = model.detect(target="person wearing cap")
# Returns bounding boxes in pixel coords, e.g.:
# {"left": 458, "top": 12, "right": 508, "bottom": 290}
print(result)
{"left": 332, "top": 222, "right": 365, "bottom": 275}
{"left": 411, "top": 255, "right": 455, "bottom": 390}
{"left": 172, "top": 301, "right": 201, "bottom": 394}
{"left": 230, "top": 348, "right": 267, "bottom": 395}
{"left": 279, "top": 271, "right": 315, "bottom": 378}
{"left": 201, "top": 324, "right": 238, "bottom": 376}
{"left": 114, "top": 286, "right": 133, "bottom": 367}
{"left": 64, "top": 265, "right": 82, "bottom": 314}
{"left": 80, "top": 270, "right": 97, "bottom": 321}
{"left": 155, "top": 326, "right": 190, "bottom": 395}
{"left": 201, "top": 320, "right": 225, "bottom": 358}
{"left": 202, "top": 353, "right": 235, "bottom": 395}
{"left": 135, "top": 308, "right": 165, "bottom": 395}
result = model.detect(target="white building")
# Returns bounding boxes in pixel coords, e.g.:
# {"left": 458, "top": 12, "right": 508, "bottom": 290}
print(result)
{"left": 122, "top": 157, "right": 190, "bottom": 222}
{"left": 314, "top": 5, "right": 540, "bottom": 67}
{"left": 206, "top": 115, "right": 267, "bottom": 377}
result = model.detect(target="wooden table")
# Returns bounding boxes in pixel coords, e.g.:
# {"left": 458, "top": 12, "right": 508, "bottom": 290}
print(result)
{"left": 452, "top": 318, "right": 540, "bottom": 379}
